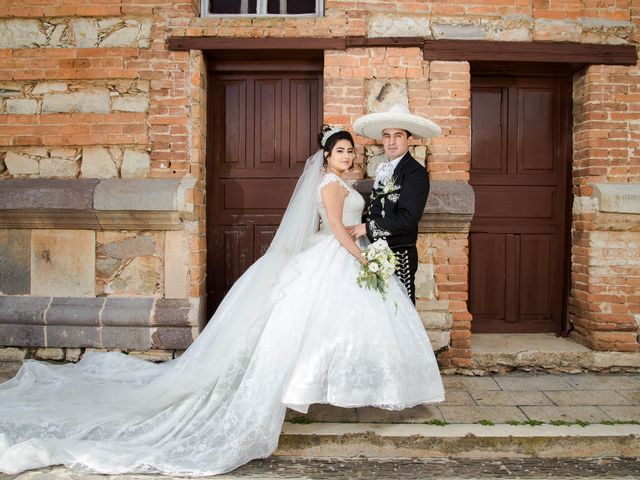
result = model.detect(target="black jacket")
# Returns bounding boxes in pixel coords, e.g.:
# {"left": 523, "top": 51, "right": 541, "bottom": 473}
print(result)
{"left": 365, "top": 152, "right": 429, "bottom": 249}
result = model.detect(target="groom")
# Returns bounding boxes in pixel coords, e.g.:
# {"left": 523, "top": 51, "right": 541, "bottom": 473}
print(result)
{"left": 348, "top": 103, "right": 441, "bottom": 304}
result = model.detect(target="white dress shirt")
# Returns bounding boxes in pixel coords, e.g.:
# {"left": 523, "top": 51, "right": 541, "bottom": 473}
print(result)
{"left": 374, "top": 154, "right": 404, "bottom": 188}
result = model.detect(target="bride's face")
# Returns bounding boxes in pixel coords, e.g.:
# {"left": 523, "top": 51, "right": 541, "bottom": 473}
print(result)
{"left": 326, "top": 139, "right": 355, "bottom": 174}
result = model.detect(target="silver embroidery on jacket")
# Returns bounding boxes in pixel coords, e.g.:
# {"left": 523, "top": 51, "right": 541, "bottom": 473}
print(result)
{"left": 368, "top": 219, "right": 391, "bottom": 239}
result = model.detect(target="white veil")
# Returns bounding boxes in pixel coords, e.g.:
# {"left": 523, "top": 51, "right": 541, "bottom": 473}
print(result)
{"left": 0, "top": 150, "right": 327, "bottom": 475}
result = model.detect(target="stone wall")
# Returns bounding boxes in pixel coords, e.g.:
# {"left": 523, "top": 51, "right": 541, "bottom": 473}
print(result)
{"left": 0, "top": 0, "right": 639, "bottom": 367}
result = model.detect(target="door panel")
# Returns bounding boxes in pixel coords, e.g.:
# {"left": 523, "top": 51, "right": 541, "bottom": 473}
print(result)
{"left": 207, "top": 61, "right": 322, "bottom": 316}
{"left": 470, "top": 77, "right": 570, "bottom": 333}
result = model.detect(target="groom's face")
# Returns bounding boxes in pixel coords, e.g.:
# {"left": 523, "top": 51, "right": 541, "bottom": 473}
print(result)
{"left": 382, "top": 128, "right": 410, "bottom": 159}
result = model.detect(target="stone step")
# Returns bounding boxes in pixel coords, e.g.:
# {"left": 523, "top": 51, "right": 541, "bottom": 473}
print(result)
{"left": 276, "top": 422, "right": 640, "bottom": 459}
{"left": 470, "top": 333, "right": 640, "bottom": 374}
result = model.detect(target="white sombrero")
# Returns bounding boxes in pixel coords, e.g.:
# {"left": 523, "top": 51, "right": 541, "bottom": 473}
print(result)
{"left": 353, "top": 103, "right": 442, "bottom": 140}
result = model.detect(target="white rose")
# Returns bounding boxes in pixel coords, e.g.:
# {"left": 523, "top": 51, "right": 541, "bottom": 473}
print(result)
{"left": 368, "top": 262, "right": 380, "bottom": 273}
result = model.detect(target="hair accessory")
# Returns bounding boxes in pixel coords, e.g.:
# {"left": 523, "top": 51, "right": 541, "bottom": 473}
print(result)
{"left": 321, "top": 126, "right": 345, "bottom": 148}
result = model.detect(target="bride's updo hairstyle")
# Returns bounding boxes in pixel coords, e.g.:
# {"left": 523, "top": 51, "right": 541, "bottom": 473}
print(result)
{"left": 317, "top": 124, "right": 354, "bottom": 168}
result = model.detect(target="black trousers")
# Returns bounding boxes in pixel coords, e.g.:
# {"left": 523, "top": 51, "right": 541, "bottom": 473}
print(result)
{"left": 391, "top": 245, "right": 418, "bottom": 305}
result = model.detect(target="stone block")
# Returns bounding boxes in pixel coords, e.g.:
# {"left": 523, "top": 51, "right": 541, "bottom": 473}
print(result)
{"left": 0, "top": 229, "right": 31, "bottom": 294}
{"left": 127, "top": 349, "right": 173, "bottom": 362}
{"left": 432, "top": 23, "right": 486, "bottom": 40}
{"left": 120, "top": 150, "right": 150, "bottom": 178}
{"left": 520, "top": 405, "right": 612, "bottom": 423}
{"left": 0, "top": 347, "right": 27, "bottom": 362}
{"left": 99, "top": 19, "right": 152, "bottom": 48}
{"left": 0, "top": 324, "right": 44, "bottom": 347}
{"left": 153, "top": 298, "right": 191, "bottom": 326}
{"left": 562, "top": 374, "right": 640, "bottom": 391}
{"left": 80, "top": 147, "right": 118, "bottom": 178}
{"left": 94, "top": 179, "right": 181, "bottom": 211}
{"left": 34, "top": 347, "right": 65, "bottom": 361}
{"left": 365, "top": 79, "right": 408, "bottom": 114}
{"left": 0, "top": 20, "right": 47, "bottom": 49}
{"left": 104, "top": 256, "right": 161, "bottom": 295}
{"left": 493, "top": 375, "right": 574, "bottom": 391}
{"left": 0, "top": 296, "right": 48, "bottom": 324}
{"left": 4, "top": 151, "right": 38, "bottom": 175}
{"left": 39, "top": 157, "right": 79, "bottom": 178}
{"left": 70, "top": 18, "right": 98, "bottom": 48}
{"left": 102, "top": 235, "right": 155, "bottom": 259}
{"left": 151, "top": 327, "right": 193, "bottom": 349}
{"left": 31, "top": 82, "right": 68, "bottom": 95}
{"left": 31, "top": 230, "right": 96, "bottom": 297}
{"left": 165, "top": 231, "right": 189, "bottom": 299}
{"left": 102, "top": 297, "right": 153, "bottom": 326}
{"left": 544, "top": 390, "right": 631, "bottom": 406}
{"left": 368, "top": 15, "right": 431, "bottom": 38}
{"left": 358, "top": 405, "right": 442, "bottom": 423}
{"left": 594, "top": 184, "right": 640, "bottom": 214}
{"left": 599, "top": 405, "right": 640, "bottom": 421}
{"left": 113, "top": 95, "right": 149, "bottom": 113}
{"left": 42, "top": 90, "right": 110, "bottom": 114}
{"left": 6, "top": 98, "right": 37, "bottom": 114}
{"left": 47, "top": 297, "right": 103, "bottom": 326}
{"left": 427, "top": 330, "right": 450, "bottom": 351}
{"left": 442, "top": 376, "right": 500, "bottom": 391}
{"left": 102, "top": 326, "right": 151, "bottom": 350}
{"left": 426, "top": 182, "right": 475, "bottom": 215}
{"left": 65, "top": 348, "right": 82, "bottom": 362}
{"left": 415, "top": 262, "right": 436, "bottom": 300}
{"left": 439, "top": 405, "right": 528, "bottom": 423}
{"left": 470, "top": 391, "right": 554, "bottom": 406}
{"left": 46, "top": 325, "right": 100, "bottom": 348}
{"left": 0, "top": 179, "right": 98, "bottom": 210}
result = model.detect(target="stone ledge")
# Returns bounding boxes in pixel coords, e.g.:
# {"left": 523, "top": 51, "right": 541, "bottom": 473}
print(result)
{"left": 0, "top": 178, "right": 193, "bottom": 230}
{"left": 0, "top": 296, "right": 201, "bottom": 350}
{"left": 594, "top": 184, "right": 640, "bottom": 214}
{"left": 352, "top": 180, "right": 475, "bottom": 233}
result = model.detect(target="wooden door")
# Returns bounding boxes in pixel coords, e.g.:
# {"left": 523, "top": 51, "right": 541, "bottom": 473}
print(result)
{"left": 207, "top": 60, "right": 322, "bottom": 317}
{"left": 469, "top": 76, "right": 570, "bottom": 333}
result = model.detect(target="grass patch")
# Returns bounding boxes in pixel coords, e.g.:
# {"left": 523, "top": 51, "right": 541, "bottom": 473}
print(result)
{"left": 475, "top": 419, "right": 495, "bottom": 426}
{"left": 601, "top": 419, "right": 640, "bottom": 425}
{"left": 424, "top": 419, "right": 449, "bottom": 426}
{"left": 550, "top": 419, "right": 590, "bottom": 427}
{"left": 506, "top": 419, "right": 544, "bottom": 426}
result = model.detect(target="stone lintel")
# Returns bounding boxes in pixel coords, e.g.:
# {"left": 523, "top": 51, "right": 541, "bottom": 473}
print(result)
{"left": 0, "top": 179, "right": 99, "bottom": 210}
{"left": 94, "top": 179, "right": 182, "bottom": 211}
{"left": 0, "top": 209, "right": 181, "bottom": 230}
{"left": 594, "top": 184, "right": 640, "bottom": 214}
{"left": 353, "top": 179, "right": 475, "bottom": 233}
{"left": 0, "top": 178, "right": 188, "bottom": 230}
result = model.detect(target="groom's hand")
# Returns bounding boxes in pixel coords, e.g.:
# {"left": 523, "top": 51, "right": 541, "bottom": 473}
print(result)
{"left": 346, "top": 223, "right": 366, "bottom": 239}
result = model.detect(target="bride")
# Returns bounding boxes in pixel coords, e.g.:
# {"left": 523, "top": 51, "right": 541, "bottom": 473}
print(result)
{"left": 0, "top": 126, "right": 445, "bottom": 476}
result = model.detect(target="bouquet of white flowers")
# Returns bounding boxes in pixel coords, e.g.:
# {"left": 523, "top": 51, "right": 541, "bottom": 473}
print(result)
{"left": 356, "top": 239, "right": 397, "bottom": 298}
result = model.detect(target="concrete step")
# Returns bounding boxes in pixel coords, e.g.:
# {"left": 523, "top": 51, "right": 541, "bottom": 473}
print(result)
{"left": 277, "top": 422, "right": 640, "bottom": 459}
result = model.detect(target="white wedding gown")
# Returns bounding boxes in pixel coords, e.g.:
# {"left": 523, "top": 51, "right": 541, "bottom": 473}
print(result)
{"left": 0, "top": 171, "right": 445, "bottom": 476}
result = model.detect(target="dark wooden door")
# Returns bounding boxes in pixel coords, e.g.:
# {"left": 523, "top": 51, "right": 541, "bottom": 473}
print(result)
{"left": 207, "top": 60, "right": 322, "bottom": 317}
{"left": 469, "top": 76, "right": 570, "bottom": 333}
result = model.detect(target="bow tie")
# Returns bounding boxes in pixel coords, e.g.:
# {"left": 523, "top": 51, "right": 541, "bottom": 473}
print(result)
{"left": 374, "top": 161, "right": 395, "bottom": 188}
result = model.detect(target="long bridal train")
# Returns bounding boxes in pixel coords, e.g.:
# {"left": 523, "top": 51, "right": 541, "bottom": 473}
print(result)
{"left": 0, "top": 151, "right": 445, "bottom": 476}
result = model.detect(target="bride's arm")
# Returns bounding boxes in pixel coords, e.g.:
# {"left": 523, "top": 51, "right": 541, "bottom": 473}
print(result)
{"left": 321, "top": 181, "right": 366, "bottom": 264}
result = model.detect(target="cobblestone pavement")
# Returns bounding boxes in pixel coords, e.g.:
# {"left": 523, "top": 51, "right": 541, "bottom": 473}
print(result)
{"left": 3, "top": 457, "right": 640, "bottom": 479}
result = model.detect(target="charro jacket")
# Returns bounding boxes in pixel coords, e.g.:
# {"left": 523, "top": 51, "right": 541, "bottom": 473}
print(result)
{"left": 364, "top": 151, "right": 429, "bottom": 249}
